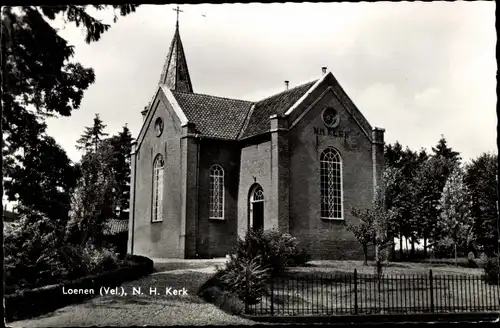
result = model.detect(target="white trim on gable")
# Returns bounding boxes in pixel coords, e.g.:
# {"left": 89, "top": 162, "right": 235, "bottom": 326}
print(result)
{"left": 136, "top": 84, "right": 190, "bottom": 149}
{"left": 288, "top": 86, "right": 372, "bottom": 142}
{"left": 284, "top": 70, "right": 331, "bottom": 117}
{"left": 161, "top": 84, "right": 189, "bottom": 126}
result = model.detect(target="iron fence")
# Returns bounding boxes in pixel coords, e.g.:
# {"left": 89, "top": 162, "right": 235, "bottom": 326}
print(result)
{"left": 245, "top": 270, "right": 500, "bottom": 316}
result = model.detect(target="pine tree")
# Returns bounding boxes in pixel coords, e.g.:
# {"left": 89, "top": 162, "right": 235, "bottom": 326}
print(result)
{"left": 76, "top": 113, "right": 109, "bottom": 153}
{"left": 432, "top": 135, "right": 461, "bottom": 164}
{"left": 108, "top": 124, "right": 134, "bottom": 218}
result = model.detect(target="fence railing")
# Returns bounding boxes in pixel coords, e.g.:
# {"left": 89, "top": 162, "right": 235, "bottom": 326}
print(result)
{"left": 245, "top": 269, "right": 500, "bottom": 316}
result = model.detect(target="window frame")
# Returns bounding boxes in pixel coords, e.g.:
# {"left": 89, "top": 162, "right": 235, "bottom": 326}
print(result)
{"left": 320, "top": 147, "right": 344, "bottom": 220}
{"left": 151, "top": 154, "right": 165, "bottom": 223}
{"left": 209, "top": 164, "right": 225, "bottom": 220}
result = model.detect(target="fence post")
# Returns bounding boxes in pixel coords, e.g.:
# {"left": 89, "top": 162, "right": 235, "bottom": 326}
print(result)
{"left": 429, "top": 269, "right": 434, "bottom": 313}
{"left": 354, "top": 269, "right": 358, "bottom": 315}
{"left": 270, "top": 275, "right": 274, "bottom": 315}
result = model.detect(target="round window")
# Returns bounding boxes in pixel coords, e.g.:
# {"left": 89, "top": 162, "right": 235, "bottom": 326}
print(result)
{"left": 322, "top": 107, "right": 340, "bottom": 128}
{"left": 154, "top": 117, "right": 164, "bottom": 137}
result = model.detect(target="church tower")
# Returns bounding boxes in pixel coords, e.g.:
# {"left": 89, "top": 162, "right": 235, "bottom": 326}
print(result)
{"left": 158, "top": 11, "right": 194, "bottom": 93}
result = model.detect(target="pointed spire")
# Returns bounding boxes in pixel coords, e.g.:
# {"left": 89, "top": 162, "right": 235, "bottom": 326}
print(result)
{"left": 159, "top": 8, "right": 193, "bottom": 93}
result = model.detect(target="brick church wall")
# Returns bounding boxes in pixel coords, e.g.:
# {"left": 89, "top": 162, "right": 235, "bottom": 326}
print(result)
{"left": 131, "top": 95, "right": 184, "bottom": 258}
{"left": 197, "top": 139, "right": 240, "bottom": 258}
{"left": 288, "top": 78, "right": 376, "bottom": 260}
{"left": 237, "top": 140, "right": 272, "bottom": 238}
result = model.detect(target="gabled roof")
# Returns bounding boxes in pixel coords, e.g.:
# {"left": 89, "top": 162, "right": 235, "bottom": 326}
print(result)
{"left": 159, "top": 24, "right": 193, "bottom": 93}
{"left": 171, "top": 90, "right": 253, "bottom": 139}
{"left": 239, "top": 80, "right": 317, "bottom": 139}
{"left": 169, "top": 80, "right": 318, "bottom": 141}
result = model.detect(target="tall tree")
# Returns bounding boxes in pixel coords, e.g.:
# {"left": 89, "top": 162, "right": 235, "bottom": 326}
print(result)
{"left": 67, "top": 138, "right": 117, "bottom": 246}
{"left": 76, "top": 113, "right": 109, "bottom": 153}
{"left": 465, "top": 153, "right": 498, "bottom": 256}
{"left": 106, "top": 124, "right": 133, "bottom": 218}
{"left": 432, "top": 135, "right": 461, "bottom": 164}
{"left": 413, "top": 155, "right": 458, "bottom": 256}
{"left": 438, "top": 166, "right": 474, "bottom": 264}
{"left": 3, "top": 135, "right": 80, "bottom": 222}
{"left": 1, "top": 4, "right": 138, "bottom": 217}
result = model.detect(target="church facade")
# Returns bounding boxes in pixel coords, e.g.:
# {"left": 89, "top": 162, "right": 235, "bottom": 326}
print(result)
{"left": 127, "top": 23, "right": 385, "bottom": 260}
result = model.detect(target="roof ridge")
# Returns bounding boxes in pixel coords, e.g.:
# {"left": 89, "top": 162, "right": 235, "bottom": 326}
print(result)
{"left": 254, "top": 79, "right": 318, "bottom": 104}
{"left": 172, "top": 89, "right": 254, "bottom": 104}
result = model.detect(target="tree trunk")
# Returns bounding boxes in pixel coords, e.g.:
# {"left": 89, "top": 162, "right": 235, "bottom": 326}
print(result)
{"left": 423, "top": 236, "right": 428, "bottom": 258}
{"left": 391, "top": 238, "right": 396, "bottom": 261}
{"left": 363, "top": 244, "right": 368, "bottom": 265}
{"left": 455, "top": 243, "right": 458, "bottom": 266}
{"left": 410, "top": 238, "right": 416, "bottom": 259}
{"left": 399, "top": 232, "right": 404, "bottom": 260}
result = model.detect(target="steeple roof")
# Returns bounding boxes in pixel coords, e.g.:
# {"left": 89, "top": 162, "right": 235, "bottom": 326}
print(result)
{"left": 159, "top": 23, "right": 193, "bottom": 93}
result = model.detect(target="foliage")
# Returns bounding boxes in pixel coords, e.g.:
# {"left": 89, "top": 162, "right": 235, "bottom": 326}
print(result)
{"left": 464, "top": 152, "right": 498, "bottom": 256}
{"left": 105, "top": 124, "right": 134, "bottom": 218}
{"left": 219, "top": 255, "right": 270, "bottom": 304}
{"left": 349, "top": 167, "right": 398, "bottom": 265}
{"left": 231, "top": 228, "right": 309, "bottom": 276}
{"left": 347, "top": 208, "right": 375, "bottom": 265}
{"left": 2, "top": 5, "right": 138, "bottom": 218}
{"left": 483, "top": 256, "right": 499, "bottom": 285}
{"left": 384, "top": 143, "right": 428, "bottom": 257}
{"left": 66, "top": 149, "right": 118, "bottom": 246}
{"left": 4, "top": 210, "right": 122, "bottom": 293}
{"left": 3, "top": 134, "right": 80, "bottom": 222}
{"left": 76, "top": 113, "right": 109, "bottom": 153}
{"left": 438, "top": 166, "right": 475, "bottom": 264}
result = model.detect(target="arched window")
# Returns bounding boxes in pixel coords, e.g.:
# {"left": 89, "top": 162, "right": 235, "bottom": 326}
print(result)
{"left": 320, "top": 148, "right": 343, "bottom": 220}
{"left": 152, "top": 154, "right": 164, "bottom": 222}
{"left": 209, "top": 164, "right": 224, "bottom": 219}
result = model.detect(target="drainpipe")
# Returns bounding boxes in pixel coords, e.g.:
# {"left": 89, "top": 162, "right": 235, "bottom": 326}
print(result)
{"left": 195, "top": 134, "right": 201, "bottom": 258}
{"left": 130, "top": 142, "right": 138, "bottom": 254}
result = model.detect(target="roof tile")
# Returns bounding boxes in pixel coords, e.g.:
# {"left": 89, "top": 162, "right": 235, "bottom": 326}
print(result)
{"left": 169, "top": 80, "right": 316, "bottom": 140}
{"left": 240, "top": 81, "right": 317, "bottom": 139}
{"left": 172, "top": 91, "right": 253, "bottom": 139}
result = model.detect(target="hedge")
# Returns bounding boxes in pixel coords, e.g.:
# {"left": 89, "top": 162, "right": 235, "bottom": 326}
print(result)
{"left": 5, "top": 255, "right": 154, "bottom": 322}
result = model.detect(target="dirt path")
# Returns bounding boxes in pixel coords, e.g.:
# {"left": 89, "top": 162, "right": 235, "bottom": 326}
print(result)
{"left": 8, "top": 259, "right": 256, "bottom": 327}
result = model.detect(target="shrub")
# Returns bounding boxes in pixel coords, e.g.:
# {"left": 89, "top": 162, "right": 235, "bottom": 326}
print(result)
{"left": 466, "top": 252, "right": 478, "bottom": 268}
{"left": 219, "top": 255, "right": 270, "bottom": 304}
{"left": 233, "top": 228, "right": 310, "bottom": 275}
{"left": 4, "top": 209, "right": 123, "bottom": 294}
{"left": 483, "top": 256, "right": 499, "bottom": 285}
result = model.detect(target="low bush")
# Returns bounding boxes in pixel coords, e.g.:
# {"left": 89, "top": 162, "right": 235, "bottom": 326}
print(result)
{"left": 483, "top": 256, "right": 499, "bottom": 285}
{"left": 233, "top": 228, "right": 310, "bottom": 275}
{"left": 4, "top": 210, "right": 127, "bottom": 294}
{"left": 219, "top": 255, "right": 270, "bottom": 305}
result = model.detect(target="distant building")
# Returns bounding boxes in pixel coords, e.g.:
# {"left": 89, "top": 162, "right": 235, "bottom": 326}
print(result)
{"left": 128, "top": 21, "right": 385, "bottom": 260}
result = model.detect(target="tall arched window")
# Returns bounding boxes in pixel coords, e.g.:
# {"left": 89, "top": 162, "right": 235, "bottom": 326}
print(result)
{"left": 209, "top": 164, "right": 224, "bottom": 219}
{"left": 320, "top": 147, "right": 343, "bottom": 220}
{"left": 152, "top": 154, "right": 164, "bottom": 222}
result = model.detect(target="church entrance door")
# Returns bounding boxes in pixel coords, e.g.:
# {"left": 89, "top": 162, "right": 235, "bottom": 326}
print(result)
{"left": 250, "top": 185, "right": 264, "bottom": 232}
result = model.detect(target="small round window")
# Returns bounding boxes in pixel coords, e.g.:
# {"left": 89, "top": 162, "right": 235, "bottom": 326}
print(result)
{"left": 154, "top": 117, "right": 164, "bottom": 137}
{"left": 322, "top": 107, "right": 340, "bottom": 128}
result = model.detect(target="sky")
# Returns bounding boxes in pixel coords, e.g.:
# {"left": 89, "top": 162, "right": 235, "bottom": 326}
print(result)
{"left": 43, "top": 2, "right": 496, "bottom": 165}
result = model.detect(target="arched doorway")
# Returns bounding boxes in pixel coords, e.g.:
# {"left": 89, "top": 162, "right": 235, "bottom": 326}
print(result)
{"left": 249, "top": 185, "right": 264, "bottom": 231}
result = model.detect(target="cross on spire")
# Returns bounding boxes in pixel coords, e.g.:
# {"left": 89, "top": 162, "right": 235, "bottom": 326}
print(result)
{"left": 173, "top": 5, "right": 183, "bottom": 28}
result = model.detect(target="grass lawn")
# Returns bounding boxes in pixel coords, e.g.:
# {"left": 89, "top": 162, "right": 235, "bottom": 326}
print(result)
{"left": 9, "top": 268, "right": 258, "bottom": 327}
{"left": 247, "top": 260, "right": 500, "bottom": 316}
{"left": 288, "top": 260, "right": 485, "bottom": 276}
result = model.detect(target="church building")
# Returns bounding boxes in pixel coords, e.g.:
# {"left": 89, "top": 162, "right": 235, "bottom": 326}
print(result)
{"left": 127, "top": 20, "right": 385, "bottom": 260}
